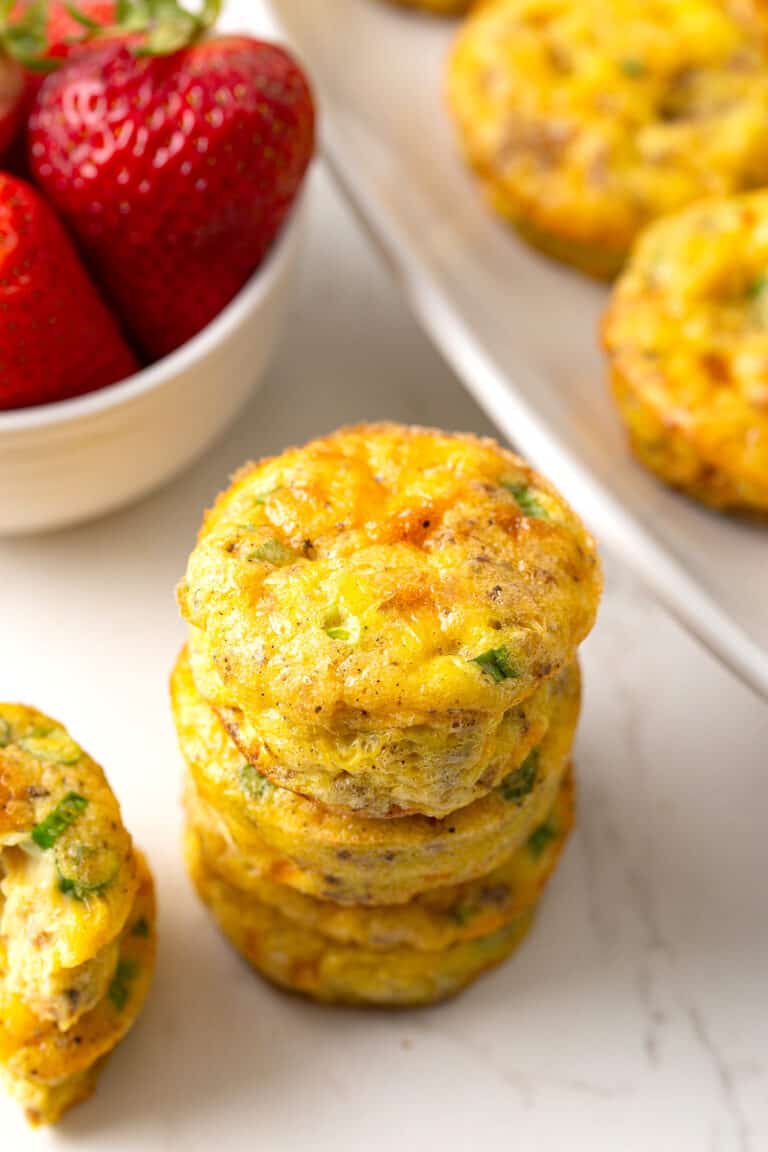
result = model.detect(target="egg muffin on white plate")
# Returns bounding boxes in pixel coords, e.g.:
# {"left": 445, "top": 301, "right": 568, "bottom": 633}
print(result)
{"left": 447, "top": 0, "right": 768, "bottom": 277}
{"left": 603, "top": 190, "right": 768, "bottom": 514}
{"left": 178, "top": 423, "right": 600, "bottom": 818}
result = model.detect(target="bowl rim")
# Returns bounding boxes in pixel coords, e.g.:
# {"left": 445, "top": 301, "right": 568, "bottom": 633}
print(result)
{"left": 0, "top": 193, "right": 306, "bottom": 433}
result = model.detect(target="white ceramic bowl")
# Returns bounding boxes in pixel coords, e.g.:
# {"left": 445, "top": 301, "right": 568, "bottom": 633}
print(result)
{"left": 0, "top": 197, "right": 305, "bottom": 535}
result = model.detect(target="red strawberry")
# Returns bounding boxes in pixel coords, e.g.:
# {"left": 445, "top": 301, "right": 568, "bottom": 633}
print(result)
{"left": 0, "top": 175, "right": 138, "bottom": 411}
{"left": 2, "top": 1, "right": 115, "bottom": 172}
{"left": 29, "top": 32, "right": 315, "bottom": 360}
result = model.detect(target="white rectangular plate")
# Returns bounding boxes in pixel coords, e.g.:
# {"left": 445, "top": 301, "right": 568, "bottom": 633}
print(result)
{"left": 264, "top": 0, "right": 768, "bottom": 701}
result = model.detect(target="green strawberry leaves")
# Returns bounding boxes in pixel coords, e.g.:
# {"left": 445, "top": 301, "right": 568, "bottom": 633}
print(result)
{"left": 117, "top": 0, "right": 221, "bottom": 56}
{"left": 0, "top": 0, "right": 56, "bottom": 70}
{"left": 0, "top": 0, "right": 221, "bottom": 69}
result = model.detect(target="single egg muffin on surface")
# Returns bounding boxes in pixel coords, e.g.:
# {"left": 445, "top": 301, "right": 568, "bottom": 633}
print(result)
{"left": 185, "top": 766, "right": 573, "bottom": 956}
{"left": 0, "top": 704, "right": 155, "bottom": 1125}
{"left": 172, "top": 646, "right": 579, "bottom": 905}
{"left": 178, "top": 423, "right": 600, "bottom": 819}
{"left": 603, "top": 191, "right": 768, "bottom": 514}
{"left": 184, "top": 769, "right": 571, "bottom": 1006}
{"left": 447, "top": 0, "right": 768, "bottom": 278}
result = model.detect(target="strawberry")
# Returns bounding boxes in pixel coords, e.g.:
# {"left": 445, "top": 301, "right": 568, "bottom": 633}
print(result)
{"left": 1, "top": 1, "right": 115, "bottom": 171}
{"left": 1, "top": 2, "right": 115, "bottom": 174}
{"left": 28, "top": 12, "right": 315, "bottom": 360}
{"left": 0, "top": 175, "right": 138, "bottom": 411}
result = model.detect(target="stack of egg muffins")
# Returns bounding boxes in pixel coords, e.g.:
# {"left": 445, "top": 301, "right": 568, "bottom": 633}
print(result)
{"left": 0, "top": 705, "right": 155, "bottom": 1125}
{"left": 173, "top": 424, "right": 601, "bottom": 1006}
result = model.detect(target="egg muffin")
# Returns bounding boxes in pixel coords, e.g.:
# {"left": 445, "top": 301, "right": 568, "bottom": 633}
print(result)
{"left": 186, "top": 765, "right": 573, "bottom": 954}
{"left": 0, "top": 704, "right": 154, "bottom": 1124}
{"left": 188, "top": 626, "right": 561, "bottom": 819}
{"left": 2, "top": 855, "right": 156, "bottom": 1126}
{"left": 186, "top": 833, "right": 537, "bottom": 1006}
{"left": 603, "top": 191, "right": 768, "bottom": 513}
{"left": 447, "top": 0, "right": 768, "bottom": 278}
{"left": 172, "top": 648, "right": 579, "bottom": 905}
{"left": 178, "top": 424, "right": 600, "bottom": 818}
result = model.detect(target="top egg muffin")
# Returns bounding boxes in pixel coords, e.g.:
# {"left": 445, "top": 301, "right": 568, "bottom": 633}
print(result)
{"left": 447, "top": 0, "right": 768, "bottom": 278}
{"left": 603, "top": 190, "right": 768, "bottom": 514}
{"left": 178, "top": 424, "right": 601, "bottom": 816}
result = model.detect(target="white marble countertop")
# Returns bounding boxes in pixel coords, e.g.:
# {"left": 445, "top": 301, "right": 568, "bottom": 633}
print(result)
{"left": 1, "top": 125, "right": 766, "bottom": 1152}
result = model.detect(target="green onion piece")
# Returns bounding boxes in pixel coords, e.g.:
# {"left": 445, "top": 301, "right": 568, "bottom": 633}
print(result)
{"left": 253, "top": 485, "right": 279, "bottom": 505}
{"left": 131, "top": 917, "right": 150, "bottom": 938}
{"left": 28, "top": 723, "right": 54, "bottom": 737}
{"left": 470, "top": 646, "right": 519, "bottom": 682}
{"left": 56, "top": 842, "right": 119, "bottom": 900}
{"left": 472, "top": 929, "right": 508, "bottom": 957}
{"left": 108, "top": 959, "right": 138, "bottom": 1011}
{"left": 748, "top": 275, "right": 768, "bottom": 328}
{"left": 501, "top": 480, "right": 549, "bottom": 519}
{"left": 449, "top": 903, "right": 474, "bottom": 926}
{"left": 240, "top": 763, "right": 270, "bottom": 801}
{"left": 57, "top": 869, "right": 116, "bottom": 901}
{"left": 248, "top": 539, "right": 294, "bottom": 566}
{"left": 500, "top": 749, "right": 539, "bottom": 803}
{"left": 0, "top": 717, "right": 10, "bottom": 747}
{"left": 19, "top": 733, "right": 82, "bottom": 765}
{"left": 31, "top": 792, "right": 88, "bottom": 849}
{"left": 527, "top": 821, "right": 557, "bottom": 859}
{"left": 323, "top": 606, "right": 358, "bottom": 642}
{"left": 619, "top": 57, "right": 645, "bottom": 78}
{"left": 325, "top": 627, "right": 351, "bottom": 641}
{"left": 748, "top": 274, "right": 768, "bottom": 299}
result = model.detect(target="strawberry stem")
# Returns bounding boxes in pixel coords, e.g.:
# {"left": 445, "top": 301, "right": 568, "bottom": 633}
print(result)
{"left": 1, "top": 0, "right": 53, "bottom": 66}
{"left": 110, "top": 0, "right": 222, "bottom": 54}
{"left": 2, "top": 0, "right": 222, "bottom": 68}
{"left": 128, "top": 0, "right": 222, "bottom": 57}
